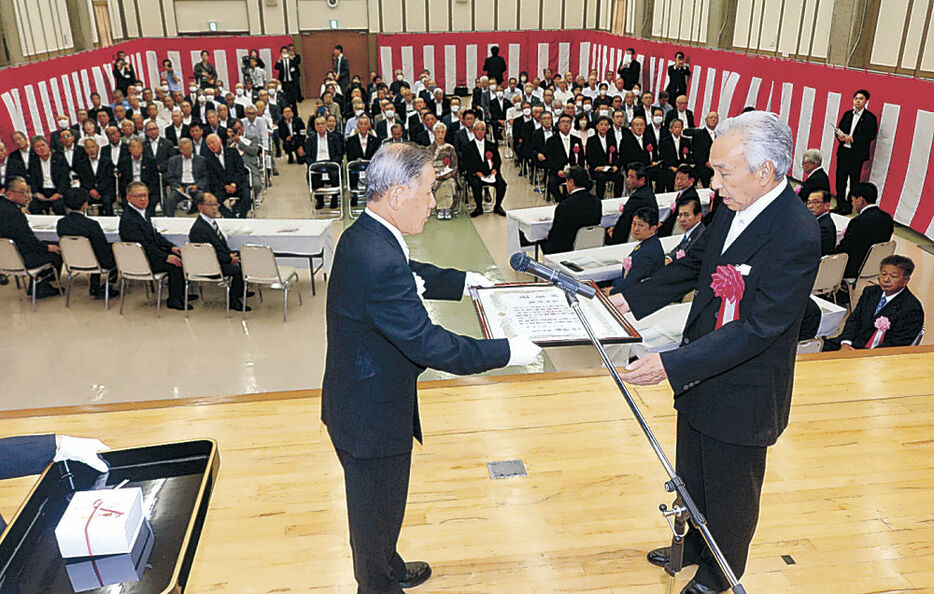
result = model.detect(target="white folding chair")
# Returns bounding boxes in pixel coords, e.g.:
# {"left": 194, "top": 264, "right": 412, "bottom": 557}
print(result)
{"left": 796, "top": 338, "right": 824, "bottom": 354}
{"left": 0, "top": 239, "right": 62, "bottom": 311}
{"left": 811, "top": 253, "right": 848, "bottom": 303}
{"left": 911, "top": 326, "right": 925, "bottom": 346}
{"left": 113, "top": 241, "right": 168, "bottom": 316}
{"left": 60, "top": 236, "right": 113, "bottom": 310}
{"left": 240, "top": 244, "right": 302, "bottom": 322}
{"left": 573, "top": 225, "right": 606, "bottom": 250}
{"left": 845, "top": 240, "right": 897, "bottom": 308}
{"left": 180, "top": 243, "right": 231, "bottom": 318}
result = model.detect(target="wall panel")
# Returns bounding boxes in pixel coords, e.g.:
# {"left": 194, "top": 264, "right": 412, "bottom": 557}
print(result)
{"left": 519, "top": 0, "right": 539, "bottom": 29}
{"left": 497, "top": 0, "right": 518, "bottom": 29}
{"left": 543, "top": 0, "right": 562, "bottom": 28}
{"left": 175, "top": 0, "right": 249, "bottom": 33}
{"left": 565, "top": 0, "right": 585, "bottom": 28}
{"left": 429, "top": 0, "right": 450, "bottom": 31}
{"left": 475, "top": 0, "right": 495, "bottom": 30}
{"left": 405, "top": 0, "right": 427, "bottom": 32}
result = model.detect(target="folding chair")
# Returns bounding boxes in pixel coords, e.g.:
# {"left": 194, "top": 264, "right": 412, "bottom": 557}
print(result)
{"left": 911, "top": 326, "right": 925, "bottom": 346}
{"left": 346, "top": 159, "right": 370, "bottom": 219}
{"left": 113, "top": 241, "right": 168, "bottom": 316}
{"left": 180, "top": 243, "right": 231, "bottom": 318}
{"left": 0, "top": 239, "right": 62, "bottom": 311}
{"left": 240, "top": 244, "right": 302, "bottom": 322}
{"left": 845, "top": 240, "right": 896, "bottom": 308}
{"left": 308, "top": 161, "right": 344, "bottom": 219}
{"left": 60, "top": 236, "right": 113, "bottom": 310}
{"left": 811, "top": 253, "right": 848, "bottom": 303}
{"left": 796, "top": 338, "right": 824, "bottom": 354}
{"left": 573, "top": 225, "right": 606, "bottom": 250}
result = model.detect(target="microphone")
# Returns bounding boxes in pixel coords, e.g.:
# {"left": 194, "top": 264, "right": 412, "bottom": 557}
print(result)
{"left": 510, "top": 252, "right": 597, "bottom": 299}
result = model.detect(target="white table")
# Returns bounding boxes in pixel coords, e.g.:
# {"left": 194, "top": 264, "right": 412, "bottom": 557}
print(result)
{"left": 505, "top": 188, "right": 712, "bottom": 257}
{"left": 544, "top": 235, "right": 685, "bottom": 283}
{"left": 625, "top": 295, "right": 846, "bottom": 357}
{"left": 28, "top": 215, "right": 339, "bottom": 295}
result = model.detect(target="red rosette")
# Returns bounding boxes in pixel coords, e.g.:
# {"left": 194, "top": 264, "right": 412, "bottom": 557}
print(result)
{"left": 609, "top": 145, "right": 615, "bottom": 153}
{"left": 573, "top": 144, "right": 580, "bottom": 153}
{"left": 485, "top": 151, "right": 493, "bottom": 159}
{"left": 682, "top": 146, "right": 689, "bottom": 155}
{"left": 710, "top": 265, "right": 745, "bottom": 303}
{"left": 646, "top": 144, "right": 653, "bottom": 153}
{"left": 442, "top": 157, "right": 450, "bottom": 166}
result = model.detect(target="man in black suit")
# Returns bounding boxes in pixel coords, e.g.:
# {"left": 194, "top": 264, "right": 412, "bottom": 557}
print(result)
{"left": 665, "top": 194, "right": 706, "bottom": 263}
{"left": 7, "top": 131, "right": 34, "bottom": 173}
{"left": 541, "top": 167, "right": 603, "bottom": 254}
{"left": 87, "top": 92, "right": 115, "bottom": 125}
{"left": 586, "top": 116, "right": 622, "bottom": 199}
{"left": 143, "top": 121, "right": 177, "bottom": 176}
{"left": 277, "top": 106, "right": 306, "bottom": 164}
{"left": 657, "top": 119, "right": 693, "bottom": 193}
{"left": 664, "top": 95, "right": 695, "bottom": 129}
{"left": 659, "top": 165, "right": 701, "bottom": 238}
{"left": 0, "top": 141, "right": 28, "bottom": 187}
{"left": 118, "top": 181, "right": 192, "bottom": 311}
{"left": 427, "top": 88, "right": 450, "bottom": 121}
{"left": 797, "top": 148, "right": 830, "bottom": 201}
{"left": 274, "top": 45, "right": 302, "bottom": 113}
{"left": 333, "top": 45, "right": 351, "bottom": 95}
{"left": 482, "top": 45, "right": 507, "bottom": 85}
{"left": 610, "top": 205, "right": 665, "bottom": 294}
{"left": 832, "top": 182, "right": 893, "bottom": 278}
{"left": 119, "top": 139, "right": 161, "bottom": 216}
{"left": 619, "top": 116, "right": 655, "bottom": 171}
{"left": 665, "top": 51, "right": 691, "bottom": 101}
{"left": 0, "top": 434, "right": 109, "bottom": 531}
{"left": 544, "top": 114, "right": 586, "bottom": 203}
{"left": 75, "top": 138, "right": 116, "bottom": 216}
{"left": 452, "top": 109, "right": 479, "bottom": 161}
{"left": 205, "top": 133, "right": 250, "bottom": 218}
{"left": 164, "top": 110, "right": 190, "bottom": 147}
{"left": 805, "top": 189, "right": 837, "bottom": 256}
{"left": 607, "top": 162, "right": 656, "bottom": 245}
{"left": 27, "top": 137, "right": 70, "bottom": 215}
{"left": 683, "top": 111, "right": 718, "bottom": 188}
{"left": 0, "top": 176, "right": 62, "bottom": 299}
{"left": 188, "top": 122, "right": 209, "bottom": 158}
{"left": 618, "top": 48, "right": 641, "bottom": 90}
{"left": 833, "top": 89, "right": 877, "bottom": 214}
{"left": 305, "top": 115, "right": 345, "bottom": 209}
{"left": 461, "top": 121, "right": 508, "bottom": 217}
{"left": 824, "top": 255, "right": 923, "bottom": 351}
{"left": 611, "top": 111, "right": 820, "bottom": 594}
{"left": 56, "top": 188, "right": 117, "bottom": 298}
{"left": 322, "top": 143, "right": 540, "bottom": 594}
{"left": 188, "top": 193, "right": 250, "bottom": 311}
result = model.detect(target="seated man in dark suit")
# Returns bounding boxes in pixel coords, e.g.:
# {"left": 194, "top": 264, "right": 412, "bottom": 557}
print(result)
{"left": 832, "top": 182, "right": 894, "bottom": 278}
{"left": 665, "top": 194, "right": 706, "bottom": 263}
{"left": 824, "top": 255, "right": 923, "bottom": 350}
{"left": 461, "top": 121, "right": 508, "bottom": 218}
{"left": 806, "top": 190, "right": 837, "bottom": 256}
{"left": 544, "top": 114, "right": 586, "bottom": 202}
{"left": 541, "top": 167, "right": 603, "bottom": 255}
{"left": 27, "top": 136, "right": 70, "bottom": 215}
{"left": 118, "top": 138, "right": 161, "bottom": 216}
{"left": 609, "top": 206, "right": 665, "bottom": 295}
{"left": 0, "top": 434, "right": 109, "bottom": 531}
{"left": 163, "top": 138, "right": 210, "bottom": 217}
{"left": 585, "top": 116, "right": 621, "bottom": 199}
{"left": 164, "top": 110, "right": 190, "bottom": 148}
{"left": 118, "top": 181, "right": 193, "bottom": 311}
{"left": 607, "top": 162, "right": 655, "bottom": 245}
{"left": 657, "top": 119, "right": 693, "bottom": 193}
{"left": 797, "top": 149, "right": 830, "bottom": 201}
{"left": 0, "top": 140, "right": 28, "bottom": 187}
{"left": 188, "top": 193, "right": 250, "bottom": 311}
{"left": 304, "top": 115, "right": 345, "bottom": 209}
{"left": 0, "top": 176, "right": 62, "bottom": 299}
{"left": 56, "top": 188, "right": 117, "bottom": 299}
{"left": 658, "top": 165, "right": 700, "bottom": 237}
{"left": 143, "top": 120, "right": 176, "bottom": 177}
{"left": 204, "top": 133, "right": 250, "bottom": 218}
{"left": 277, "top": 106, "right": 306, "bottom": 164}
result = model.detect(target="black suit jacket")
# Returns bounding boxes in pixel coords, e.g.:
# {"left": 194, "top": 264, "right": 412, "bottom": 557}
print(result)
{"left": 838, "top": 285, "right": 924, "bottom": 348}
{"left": 836, "top": 109, "right": 878, "bottom": 162}
{"left": 321, "top": 213, "right": 510, "bottom": 458}
{"left": 345, "top": 133, "right": 380, "bottom": 161}
{"left": 144, "top": 138, "right": 177, "bottom": 172}
{"left": 618, "top": 60, "right": 641, "bottom": 89}
{"left": 544, "top": 133, "right": 585, "bottom": 172}
{"left": 585, "top": 133, "right": 620, "bottom": 175}
{"left": 277, "top": 117, "right": 306, "bottom": 143}
{"left": 683, "top": 127, "right": 715, "bottom": 168}
{"left": 118, "top": 155, "right": 160, "bottom": 197}
{"left": 618, "top": 131, "right": 655, "bottom": 169}
{"left": 542, "top": 189, "right": 603, "bottom": 254}
{"left": 118, "top": 206, "right": 174, "bottom": 265}
{"left": 483, "top": 55, "right": 507, "bottom": 83}
{"left": 461, "top": 138, "right": 502, "bottom": 177}
{"left": 164, "top": 124, "right": 191, "bottom": 146}
{"left": 666, "top": 221, "right": 706, "bottom": 260}
{"left": 798, "top": 167, "right": 830, "bottom": 201}
{"left": 665, "top": 109, "right": 696, "bottom": 129}
{"left": 665, "top": 64, "right": 691, "bottom": 98}
{"left": 608, "top": 184, "right": 656, "bottom": 245}
{"left": 56, "top": 211, "right": 115, "bottom": 268}
{"left": 832, "top": 205, "right": 894, "bottom": 277}
{"left": 205, "top": 147, "right": 247, "bottom": 197}
{"left": 189, "top": 215, "right": 234, "bottom": 264}
{"left": 623, "top": 184, "right": 821, "bottom": 446}
{"left": 375, "top": 117, "right": 403, "bottom": 141}
{"left": 28, "top": 154, "right": 70, "bottom": 194}
{"left": 75, "top": 158, "right": 116, "bottom": 198}
{"left": 529, "top": 127, "right": 555, "bottom": 162}
{"left": 816, "top": 213, "right": 836, "bottom": 256}
{"left": 659, "top": 186, "right": 701, "bottom": 237}
{"left": 0, "top": 434, "right": 56, "bottom": 531}
{"left": 659, "top": 135, "right": 693, "bottom": 170}
{"left": 0, "top": 197, "right": 48, "bottom": 259}
{"left": 611, "top": 234, "right": 665, "bottom": 294}
{"left": 304, "top": 132, "right": 344, "bottom": 165}
{"left": 1, "top": 158, "right": 28, "bottom": 186}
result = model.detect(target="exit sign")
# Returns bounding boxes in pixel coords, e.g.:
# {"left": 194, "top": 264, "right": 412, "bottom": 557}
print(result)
{"left": 208, "top": 21, "right": 218, "bottom": 32}
{"left": 329, "top": 19, "right": 339, "bottom": 29}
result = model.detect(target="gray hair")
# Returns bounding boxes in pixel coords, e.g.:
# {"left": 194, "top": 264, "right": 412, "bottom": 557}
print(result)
{"left": 802, "top": 148, "right": 822, "bottom": 166}
{"left": 432, "top": 121, "right": 447, "bottom": 134}
{"left": 365, "top": 142, "right": 433, "bottom": 203}
{"left": 715, "top": 110, "right": 793, "bottom": 181}
{"left": 178, "top": 138, "right": 193, "bottom": 148}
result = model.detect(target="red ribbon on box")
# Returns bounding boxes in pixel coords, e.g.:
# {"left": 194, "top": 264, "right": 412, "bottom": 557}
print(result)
{"left": 710, "top": 265, "right": 746, "bottom": 329}
{"left": 83, "top": 498, "right": 125, "bottom": 586}
{"left": 865, "top": 316, "right": 891, "bottom": 348}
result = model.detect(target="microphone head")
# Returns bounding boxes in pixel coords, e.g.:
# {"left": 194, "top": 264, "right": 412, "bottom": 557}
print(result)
{"left": 510, "top": 251, "right": 531, "bottom": 273}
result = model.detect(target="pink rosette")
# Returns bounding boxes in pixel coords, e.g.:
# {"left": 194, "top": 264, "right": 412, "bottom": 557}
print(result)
{"left": 874, "top": 316, "right": 891, "bottom": 331}
{"left": 676, "top": 249, "right": 686, "bottom": 260}
{"left": 442, "top": 156, "right": 450, "bottom": 167}
{"left": 622, "top": 256, "right": 633, "bottom": 273}
{"left": 865, "top": 315, "right": 891, "bottom": 348}
{"left": 646, "top": 144, "right": 654, "bottom": 153}
{"left": 670, "top": 200, "right": 677, "bottom": 213}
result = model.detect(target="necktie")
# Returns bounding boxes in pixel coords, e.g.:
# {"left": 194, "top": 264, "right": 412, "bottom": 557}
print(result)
{"left": 874, "top": 295, "right": 887, "bottom": 316}
{"left": 284, "top": 59, "right": 290, "bottom": 82}
{"left": 212, "top": 220, "right": 225, "bottom": 242}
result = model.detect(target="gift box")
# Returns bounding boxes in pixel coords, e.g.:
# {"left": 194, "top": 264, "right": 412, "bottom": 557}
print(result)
{"left": 64, "top": 519, "right": 154, "bottom": 592}
{"left": 55, "top": 487, "right": 145, "bottom": 559}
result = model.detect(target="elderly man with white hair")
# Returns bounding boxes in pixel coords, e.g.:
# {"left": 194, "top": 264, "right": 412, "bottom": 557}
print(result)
{"left": 611, "top": 110, "right": 821, "bottom": 594}
{"left": 797, "top": 148, "right": 831, "bottom": 201}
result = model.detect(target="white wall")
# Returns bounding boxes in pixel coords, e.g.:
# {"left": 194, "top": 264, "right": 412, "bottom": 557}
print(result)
{"left": 652, "top": 0, "right": 709, "bottom": 43}
{"left": 871, "top": 0, "right": 933, "bottom": 71}
{"left": 13, "top": 0, "right": 74, "bottom": 56}
{"left": 732, "top": 0, "right": 833, "bottom": 58}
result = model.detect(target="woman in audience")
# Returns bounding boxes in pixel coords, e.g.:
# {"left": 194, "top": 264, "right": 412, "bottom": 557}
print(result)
{"left": 574, "top": 114, "right": 593, "bottom": 150}
{"left": 431, "top": 122, "right": 458, "bottom": 220}
{"left": 80, "top": 119, "right": 106, "bottom": 148}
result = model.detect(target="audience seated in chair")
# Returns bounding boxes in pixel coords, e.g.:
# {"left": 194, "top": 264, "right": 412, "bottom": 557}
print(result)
{"left": 56, "top": 188, "right": 117, "bottom": 299}
{"left": 544, "top": 114, "right": 585, "bottom": 203}
{"left": 461, "top": 121, "right": 507, "bottom": 218}
{"left": 806, "top": 189, "right": 837, "bottom": 256}
{"left": 585, "top": 116, "right": 621, "bottom": 199}
{"left": 304, "top": 115, "right": 345, "bottom": 209}
{"left": 607, "top": 162, "right": 656, "bottom": 245}
{"left": 75, "top": 138, "right": 116, "bottom": 216}
{"left": 0, "top": 176, "right": 62, "bottom": 299}
{"left": 541, "top": 166, "right": 602, "bottom": 255}
{"left": 188, "top": 192, "right": 251, "bottom": 311}
{"left": 658, "top": 165, "right": 700, "bottom": 237}
{"left": 609, "top": 206, "right": 665, "bottom": 295}
{"left": 205, "top": 133, "right": 250, "bottom": 219}
{"left": 797, "top": 148, "right": 830, "bottom": 201}
{"left": 163, "top": 138, "right": 209, "bottom": 217}
{"left": 832, "top": 182, "right": 894, "bottom": 278}
{"left": 27, "top": 136, "right": 69, "bottom": 215}
{"left": 823, "top": 255, "right": 923, "bottom": 350}
{"left": 665, "top": 193, "right": 705, "bottom": 264}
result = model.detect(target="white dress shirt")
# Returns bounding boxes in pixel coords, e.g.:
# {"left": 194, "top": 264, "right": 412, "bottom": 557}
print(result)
{"left": 40, "top": 158, "right": 53, "bottom": 188}
{"left": 181, "top": 156, "right": 194, "bottom": 184}
{"left": 721, "top": 178, "right": 788, "bottom": 254}
{"left": 845, "top": 109, "right": 863, "bottom": 149}
{"left": 316, "top": 134, "right": 330, "bottom": 161}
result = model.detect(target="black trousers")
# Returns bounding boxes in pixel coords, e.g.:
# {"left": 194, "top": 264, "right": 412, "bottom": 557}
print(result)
{"left": 834, "top": 147, "right": 864, "bottom": 211}
{"left": 149, "top": 256, "right": 185, "bottom": 304}
{"left": 466, "top": 174, "right": 506, "bottom": 211}
{"left": 335, "top": 446, "right": 411, "bottom": 594}
{"left": 27, "top": 189, "right": 66, "bottom": 215}
{"left": 546, "top": 169, "right": 567, "bottom": 203}
{"left": 221, "top": 261, "right": 245, "bottom": 305}
{"left": 675, "top": 414, "right": 768, "bottom": 591}
{"left": 592, "top": 170, "right": 622, "bottom": 199}
{"left": 695, "top": 165, "right": 713, "bottom": 188}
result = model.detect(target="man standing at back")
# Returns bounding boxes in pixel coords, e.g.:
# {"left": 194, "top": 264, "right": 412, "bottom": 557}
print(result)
{"left": 610, "top": 111, "right": 820, "bottom": 594}
{"left": 833, "top": 89, "right": 877, "bottom": 214}
{"left": 322, "top": 143, "right": 540, "bottom": 593}
{"left": 483, "top": 46, "right": 508, "bottom": 86}
{"left": 333, "top": 45, "right": 351, "bottom": 95}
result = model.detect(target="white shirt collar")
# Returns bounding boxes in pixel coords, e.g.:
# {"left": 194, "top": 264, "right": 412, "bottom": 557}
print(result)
{"left": 881, "top": 287, "right": 904, "bottom": 302}
{"left": 861, "top": 203, "right": 878, "bottom": 212}
{"left": 200, "top": 212, "right": 216, "bottom": 225}
{"left": 684, "top": 220, "right": 701, "bottom": 238}
{"left": 733, "top": 178, "right": 788, "bottom": 228}
{"left": 365, "top": 208, "right": 409, "bottom": 261}
{"left": 129, "top": 204, "right": 148, "bottom": 219}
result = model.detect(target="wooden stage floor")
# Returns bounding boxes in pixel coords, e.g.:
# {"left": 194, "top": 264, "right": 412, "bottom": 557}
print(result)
{"left": 1, "top": 347, "right": 932, "bottom": 593}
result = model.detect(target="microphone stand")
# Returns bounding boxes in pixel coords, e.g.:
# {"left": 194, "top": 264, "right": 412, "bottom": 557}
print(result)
{"left": 561, "top": 289, "right": 748, "bottom": 594}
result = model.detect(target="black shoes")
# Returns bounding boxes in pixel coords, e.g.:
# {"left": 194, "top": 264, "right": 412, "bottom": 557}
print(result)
{"left": 647, "top": 546, "right": 697, "bottom": 569}
{"left": 231, "top": 302, "right": 252, "bottom": 312}
{"left": 166, "top": 301, "right": 193, "bottom": 311}
{"left": 493, "top": 206, "right": 507, "bottom": 216}
{"left": 680, "top": 579, "right": 719, "bottom": 594}
{"left": 470, "top": 208, "right": 483, "bottom": 218}
{"left": 398, "top": 561, "right": 431, "bottom": 589}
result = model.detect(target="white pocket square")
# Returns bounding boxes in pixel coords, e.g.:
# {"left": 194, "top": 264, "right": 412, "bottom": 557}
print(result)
{"left": 736, "top": 264, "right": 752, "bottom": 276}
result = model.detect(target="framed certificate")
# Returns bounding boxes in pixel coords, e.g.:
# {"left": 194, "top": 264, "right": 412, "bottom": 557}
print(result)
{"left": 470, "top": 282, "right": 642, "bottom": 347}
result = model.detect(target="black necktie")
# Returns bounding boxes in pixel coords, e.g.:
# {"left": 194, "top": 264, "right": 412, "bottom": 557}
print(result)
{"left": 212, "top": 220, "right": 225, "bottom": 242}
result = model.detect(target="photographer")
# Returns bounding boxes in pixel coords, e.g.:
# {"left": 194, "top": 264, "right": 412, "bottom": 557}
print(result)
{"left": 193, "top": 50, "right": 217, "bottom": 90}
{"left": 112, "top": 51, "right": 138, "bottom": 96}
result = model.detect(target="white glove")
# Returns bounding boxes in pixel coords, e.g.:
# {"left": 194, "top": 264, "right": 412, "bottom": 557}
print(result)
{"left": 54, "top": 436, "right": 110, "bottom": 473}
{"left": 507, "top": 337, "right": 543, "bottom": 366}
{"left": 464, "top": 271, "right": 496, "bottom": 295}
